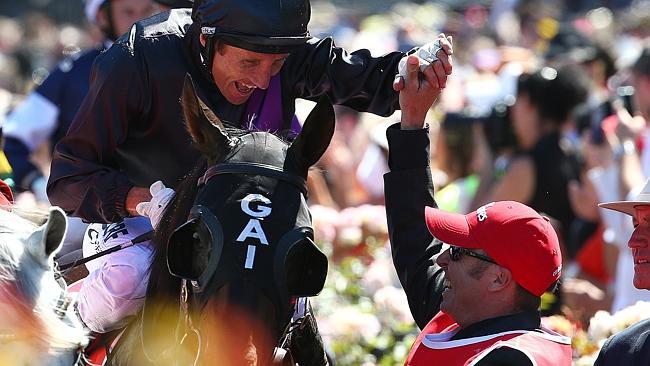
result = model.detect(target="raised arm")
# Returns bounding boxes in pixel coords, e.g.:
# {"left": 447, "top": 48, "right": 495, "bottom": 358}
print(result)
{"left": 282, "top": 34, "right": 452, "bottom": 117}
{"left": 383, "top": 41, "right": 453, "bottom": 327}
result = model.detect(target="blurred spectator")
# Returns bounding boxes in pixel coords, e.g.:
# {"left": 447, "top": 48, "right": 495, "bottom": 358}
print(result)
{"left": 633, "top": 46, "right": 650, "bottom": 176}
{"left": 474, "top": 66, "right": 590, "bottom": 251}
{"left": 432, "top": 112, "right": 481, "bottom": 214}
{"left": 2, "top": 0, "right": 157, "bottom": 261}
{"left": 584, "top": 45, "right": 650, "bottom": 312}
{"left": 596, "top": 177, "right": 650, "bottom": 365}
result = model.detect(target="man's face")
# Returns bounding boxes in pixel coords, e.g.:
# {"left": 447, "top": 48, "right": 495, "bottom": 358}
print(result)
{"left": 436, "top": 247, "right": 494, "bottom": 324}
{"left": 208, "top": 42, "right": 288, "bottom": 105}
{"left": 103, "top": 0, "right": 155, "bottom": 38}
{"left": 630, "top": 205, "right": 650, "bottom": 290}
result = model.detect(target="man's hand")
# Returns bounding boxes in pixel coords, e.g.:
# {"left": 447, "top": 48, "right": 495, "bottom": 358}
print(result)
{"left": 394, "top": 34, "right": 453, "bottom": 92}
{"left": 395, "top": 34, "right": 453, "bottom": 129}
{"left": 134, "top": 181, "right": 175, "bottom": 229}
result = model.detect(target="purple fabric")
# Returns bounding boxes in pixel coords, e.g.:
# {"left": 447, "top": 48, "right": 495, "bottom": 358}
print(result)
{"left": 243, "top": 74, "right": 301, "bottom": 134}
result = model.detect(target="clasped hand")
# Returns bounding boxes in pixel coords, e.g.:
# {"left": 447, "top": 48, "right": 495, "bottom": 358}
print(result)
{"left": 395, "top": 33, "right": 453, "bottom": 129}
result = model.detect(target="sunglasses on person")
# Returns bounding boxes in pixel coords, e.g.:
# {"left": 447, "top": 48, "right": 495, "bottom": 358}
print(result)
{"left": 449, "top": 245, "right": 498, "bottom": 265}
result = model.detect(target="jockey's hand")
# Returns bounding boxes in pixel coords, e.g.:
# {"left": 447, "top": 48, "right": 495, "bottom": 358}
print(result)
{"left": 135, "top": 181, "right": 175, "bottom": 230}
{"left": 394, "top": 34, "right": 453, "bottom": 130}
{"left": 394, "top": 34, "right": 453, "bottom": 92}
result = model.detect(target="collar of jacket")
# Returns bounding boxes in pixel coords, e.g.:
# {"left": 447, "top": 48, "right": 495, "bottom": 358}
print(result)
{"left": 451, "top": 310, "right": 541, "bottom": 340}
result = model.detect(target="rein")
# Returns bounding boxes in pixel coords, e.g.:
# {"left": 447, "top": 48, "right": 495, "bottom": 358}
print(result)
{"left": 197, "top": 162, "right": 308, "bottom": 196}
{"left": 175, "top": 278, "right": 306, "bottom": 366}
{"left": 56, "top": 230, "right": 154, "bottom": 272}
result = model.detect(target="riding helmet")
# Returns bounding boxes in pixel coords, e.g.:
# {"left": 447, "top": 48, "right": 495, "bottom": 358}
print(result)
{"left": 192, "top": 0, "right": 312, "bottom": 54}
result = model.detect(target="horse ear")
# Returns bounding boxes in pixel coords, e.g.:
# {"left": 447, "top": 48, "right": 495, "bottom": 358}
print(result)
{"left": 181, "top": 74, "right": 233, "bottom": 161}
{"left": 27, "top": 207, "right": 67, "bottom": 261}
{"left": 287, "top": 96, "right": 335, "bottom": 170}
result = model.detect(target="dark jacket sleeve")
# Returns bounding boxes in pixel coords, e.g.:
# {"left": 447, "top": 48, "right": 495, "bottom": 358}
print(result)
{"left": 594, "top": 337, "right": 612, "bottom": 366}
{"left": 383, "top": 123, "right": 445, "bottom": 329}
{"left": 47, "top": 34, "right": 146, "bottom": 223}
{"left": 282, "top": 36, "right": 402, "bottom": 116}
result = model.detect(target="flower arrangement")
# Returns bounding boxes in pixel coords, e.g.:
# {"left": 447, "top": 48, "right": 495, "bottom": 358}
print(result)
{"left": 311, "top": 204, "right": 389, "bottom": 262}
{"left": 543, "top": 301, "right": 650, "bottom": 364}
{"left": 310, "top": 204, "right": 417, "bottom": 365}
{"left": 314, "top": 254, "right": 419, "bottom": 365}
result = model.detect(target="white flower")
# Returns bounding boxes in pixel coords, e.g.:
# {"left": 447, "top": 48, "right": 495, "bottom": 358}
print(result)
{"left": 337, "top": 225, "right": 364, "bottom": 248}
{"left": 373, "top": 286, "right": 414, "bottom": 325}
{"left": 317, "top": 306, "right": 381, "bottom": 342}
{"left": 357, "top": 204, "right": 389, "bottom": 236}
{"left": 587, "top": 301, "right": 650, "bottom": 342}
{"left": 310, "top": 204, "right": 339, "bottom": 245}
{"left": 588, "top": 310, "right": 615, "bottom": 341}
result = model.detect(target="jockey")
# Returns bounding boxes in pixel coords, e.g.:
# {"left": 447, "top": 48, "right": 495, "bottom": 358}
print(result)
{"left": 2, "top": 0, "right": 181, "bottom": 261}
{"left": 47, "top": 0, "right": 452, "bottom": 333}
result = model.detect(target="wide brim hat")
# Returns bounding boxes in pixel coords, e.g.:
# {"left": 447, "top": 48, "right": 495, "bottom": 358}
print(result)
{"left": 599, "top": 178, "right": 650, "bottom": 216}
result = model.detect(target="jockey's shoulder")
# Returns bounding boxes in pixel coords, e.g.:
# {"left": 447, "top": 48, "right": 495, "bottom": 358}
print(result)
{"left": 138, "top": 8, "right": 192, "bottom": 41}
{"left": 108, "top": 8, "right": 192, "bottom": 63}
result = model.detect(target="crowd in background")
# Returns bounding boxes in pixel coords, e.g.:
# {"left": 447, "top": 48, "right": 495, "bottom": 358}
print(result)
{"left": 2, "top": 0, "right": 650, "bottom": 364}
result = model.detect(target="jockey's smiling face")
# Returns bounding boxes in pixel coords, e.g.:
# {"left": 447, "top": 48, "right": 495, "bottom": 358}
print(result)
{"left": 631, "top": 205, "right": 650, "bottom": 290}
{"left": 200, "top": 35, "right": 289, "bottom": 105}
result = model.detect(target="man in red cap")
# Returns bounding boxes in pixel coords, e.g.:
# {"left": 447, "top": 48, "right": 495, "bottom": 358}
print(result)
{"left": 383, "top": 55, "right": 572, "bottom": 365}
{"left": 595, "top": 178, "right": 650, "bottom": 365}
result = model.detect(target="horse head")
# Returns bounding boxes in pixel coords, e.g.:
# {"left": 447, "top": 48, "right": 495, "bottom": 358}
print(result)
{"left": 130, "top": 74, "right": 334, "bottom": 366}
{"left": 0, "top": 207, "right": 88, "bottom": 365}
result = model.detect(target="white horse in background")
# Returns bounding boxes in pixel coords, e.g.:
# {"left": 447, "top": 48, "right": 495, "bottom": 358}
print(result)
{"left": 0, "top": 206, "right": 88, "bottom": 365}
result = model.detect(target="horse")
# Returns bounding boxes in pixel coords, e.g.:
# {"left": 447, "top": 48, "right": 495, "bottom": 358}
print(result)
{"left": 109, "top": 75, "right": 335, "bottom": 365}
{"left": 0, "top": 206, "right": 88, "bottom": 365}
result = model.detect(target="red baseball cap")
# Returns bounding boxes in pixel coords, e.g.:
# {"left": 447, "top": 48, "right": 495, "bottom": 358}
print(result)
{"left": 0, "top": 179, "right": 13, "bottom": 209}
{"left": 425, "top": 201, "right": 562, "bottom": 296}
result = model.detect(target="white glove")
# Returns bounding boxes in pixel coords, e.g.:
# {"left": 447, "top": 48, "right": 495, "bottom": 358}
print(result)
{"left": 135, "top": 181, "right": 175, "bottom": 230}
{"left": 397, "top": 40, "right": 442, "bottom": 81}
{"left": 31, "top": 176, "right": 50, "bottom": 204}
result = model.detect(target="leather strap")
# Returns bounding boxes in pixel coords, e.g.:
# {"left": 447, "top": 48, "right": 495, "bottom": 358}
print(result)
{"left": 198, "top": 162, "right": 307, "bottom": 196}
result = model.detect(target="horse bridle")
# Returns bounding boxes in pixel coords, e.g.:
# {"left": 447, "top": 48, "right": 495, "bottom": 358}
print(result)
{"left": 172, "top": 161, "right": 310, "bottom": 365}
{"left": 197, "top": 162, "right": 308, "bottom": 196}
